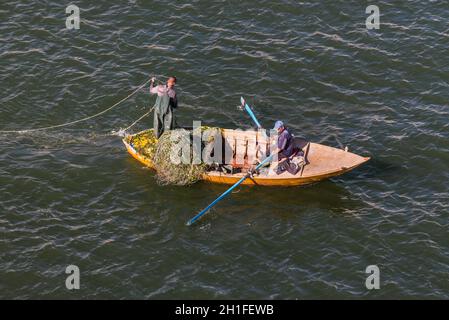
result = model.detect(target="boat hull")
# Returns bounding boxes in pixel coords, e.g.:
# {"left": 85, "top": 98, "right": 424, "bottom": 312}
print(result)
{"left": 123, "top": 136, "right": 370, "bottom": 187}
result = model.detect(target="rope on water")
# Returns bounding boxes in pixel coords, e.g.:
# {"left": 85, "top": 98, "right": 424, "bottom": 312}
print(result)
{"left": 0, "top": 78, "right": 154, "bottom": 134}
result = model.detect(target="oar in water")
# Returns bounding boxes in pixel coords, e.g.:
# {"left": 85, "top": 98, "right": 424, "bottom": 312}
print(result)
{"left": 186, "top": 154, "right": 274, "bottom": 226}
{"left": 240, "top": 97, "right": 262, "bottom": 129}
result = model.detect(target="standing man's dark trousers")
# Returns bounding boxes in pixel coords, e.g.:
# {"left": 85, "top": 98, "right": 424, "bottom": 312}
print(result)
{"left": 153, "top": 94, "right": 175, "bottom": 139}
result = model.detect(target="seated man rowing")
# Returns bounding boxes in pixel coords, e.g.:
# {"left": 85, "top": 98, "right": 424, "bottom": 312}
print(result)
{"left": 271, "top": 120, "right": 303, "bottom": 175}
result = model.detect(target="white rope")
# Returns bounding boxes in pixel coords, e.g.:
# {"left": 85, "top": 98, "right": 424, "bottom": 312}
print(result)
{"left": 0, "top": 78, "right": 153, "bottom": 134}
{"left": 123, "top": 106, "right": 154, "bottom": 132}
{"left": 110, "top": 106, "right": 154, "bottom": 137}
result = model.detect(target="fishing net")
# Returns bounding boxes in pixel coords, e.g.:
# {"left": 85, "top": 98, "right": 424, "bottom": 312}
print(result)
{"left": 128, "top": 127, "right": 219, "bottom": 186}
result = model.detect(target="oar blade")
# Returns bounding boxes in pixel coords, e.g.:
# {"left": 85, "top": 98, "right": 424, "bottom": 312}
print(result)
{"left": 240, "top": 97, "right": 262, "bottom": 129}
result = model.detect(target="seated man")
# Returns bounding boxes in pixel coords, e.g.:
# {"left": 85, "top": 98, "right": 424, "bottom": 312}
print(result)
{"left": 272, "top": 121, "right": 302, "bottom": 175}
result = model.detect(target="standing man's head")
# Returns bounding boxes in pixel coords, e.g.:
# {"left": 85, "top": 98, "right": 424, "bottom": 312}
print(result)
{"left": 167, "top": 76, "right": 177, "bottom": 89}
{"left": 273, "top": 120, "right": 285, "bottom": 134}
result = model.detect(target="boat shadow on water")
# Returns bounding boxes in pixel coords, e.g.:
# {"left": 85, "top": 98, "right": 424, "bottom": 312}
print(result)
{"left": 355, "top": 156, "right": 404, "bottom": 180}
{"left": 193, "top": 178, "right": 367, "bottom": 226}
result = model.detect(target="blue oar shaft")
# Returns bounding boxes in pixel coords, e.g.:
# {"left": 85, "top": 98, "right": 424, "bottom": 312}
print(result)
{"left": 241, "top": 96, "right": 262, "bottom": 129}
{"left": 244, "top": 104, "right": 262, "bottom": 129}
{"left": 186, "top": 154, "right": 273, "bottom": 226}
{"left": 187, "top": 176, "right": 247, "bottom": 226}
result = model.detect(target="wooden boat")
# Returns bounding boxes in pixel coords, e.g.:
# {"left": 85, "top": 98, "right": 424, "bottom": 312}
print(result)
{"left": 123, "top": 128, "right": 370, "bottom": 187}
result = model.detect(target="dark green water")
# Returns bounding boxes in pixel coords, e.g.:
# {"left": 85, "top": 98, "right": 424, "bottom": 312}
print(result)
{"left": 1, "top": 1, "right": 448, "bottom": 299}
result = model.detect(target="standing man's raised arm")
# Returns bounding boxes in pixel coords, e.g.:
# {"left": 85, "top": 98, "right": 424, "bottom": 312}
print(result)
{"left": 149, "top": 77, "right": 158, "bottom": 94}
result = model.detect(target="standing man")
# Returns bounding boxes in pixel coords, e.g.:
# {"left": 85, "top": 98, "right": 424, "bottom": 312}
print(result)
{"left": 150, "top": 76, "right": 178, "bottom": 138}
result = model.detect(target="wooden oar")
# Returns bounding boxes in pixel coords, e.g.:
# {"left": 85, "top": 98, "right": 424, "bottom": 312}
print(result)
{"left": 240, "top": 97, "right": 262, "bottom": 129}
{"left": 299, "top": 142, "right": 311, "bottom": 177}
{"left": 186, "top": 154, "right": 274, "bottom": 226}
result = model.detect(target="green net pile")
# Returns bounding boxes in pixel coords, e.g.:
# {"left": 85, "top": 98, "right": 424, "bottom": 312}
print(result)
{"left": 129, "top": 128, "right": 218, "bottom": 186}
